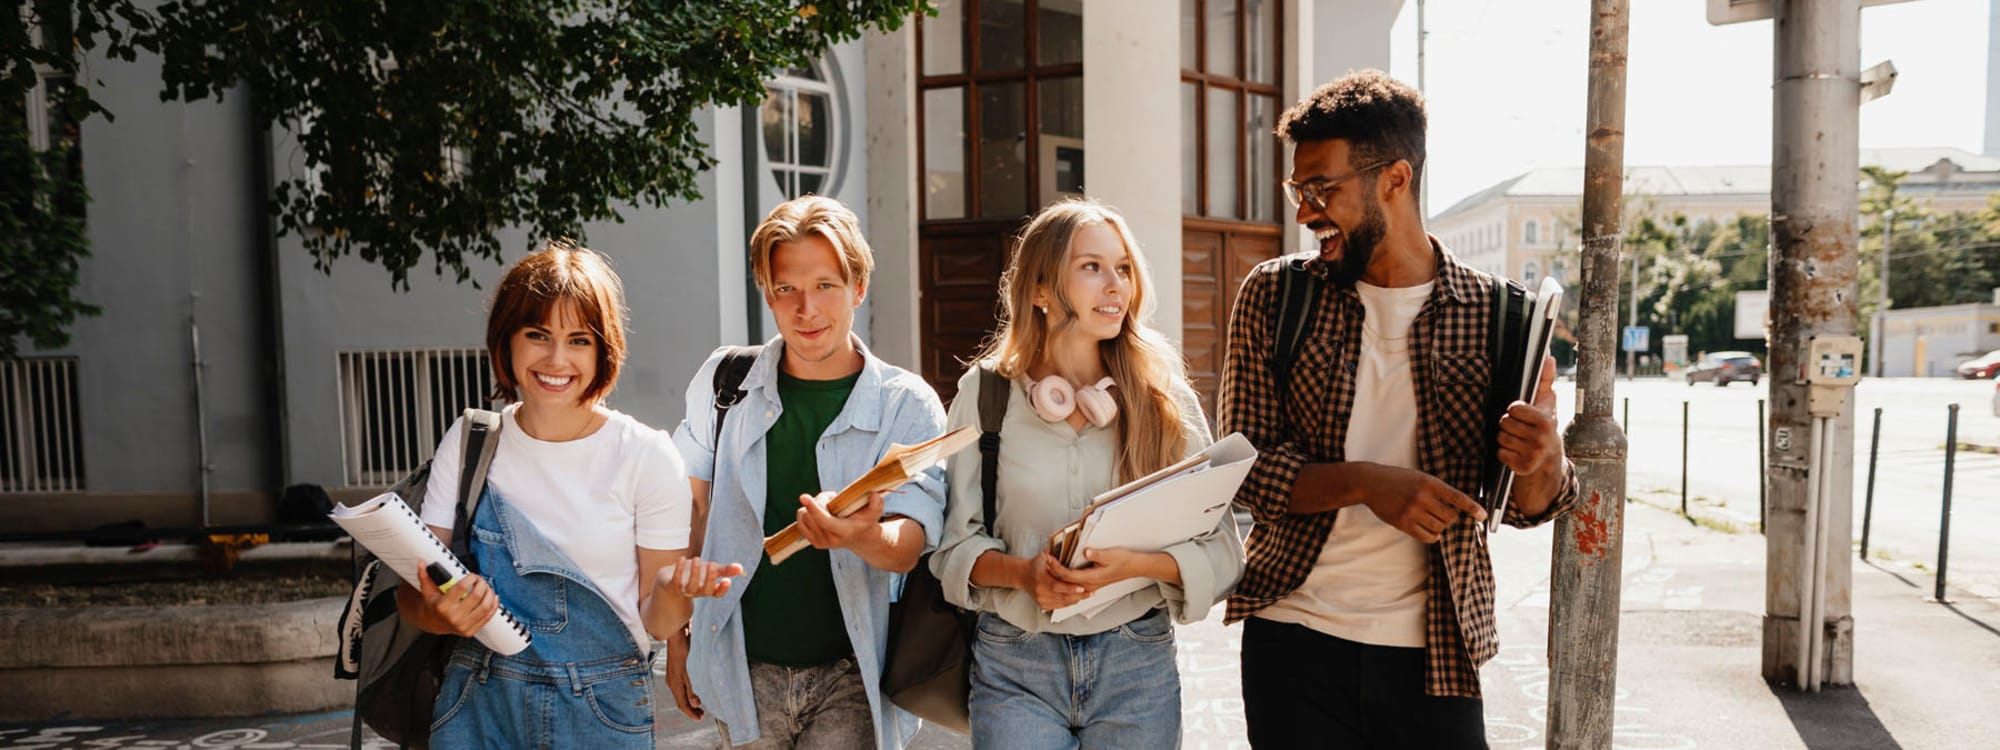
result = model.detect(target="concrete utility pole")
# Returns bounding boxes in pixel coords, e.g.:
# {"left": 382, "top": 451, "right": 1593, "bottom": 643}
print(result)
{"left": 1764, "top": 0, "right": 1861, "bottom": 690}
{"left": 1547, "top": 0, "right": 1628, "bottom": 746}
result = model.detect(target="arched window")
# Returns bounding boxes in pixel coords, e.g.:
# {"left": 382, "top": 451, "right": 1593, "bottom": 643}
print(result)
{"left": 1524, "top": 220, "right": 1539, "bottom": 245}
{"left": 761, "top": 63, "right": 838, "bottom": 199}
{"left": 1523, "top": 260, "right": 1540, "bottom": 285}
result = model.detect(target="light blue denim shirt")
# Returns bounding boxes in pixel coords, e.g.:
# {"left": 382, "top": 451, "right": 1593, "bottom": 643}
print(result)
{"left": 672, "top": 336, "right": 948, "bottom": 750}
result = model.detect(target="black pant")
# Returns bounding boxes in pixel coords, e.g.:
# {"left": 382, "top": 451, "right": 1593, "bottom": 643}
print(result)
{"left": 1241, "top": 617, "right": 1488, "bottom": 749}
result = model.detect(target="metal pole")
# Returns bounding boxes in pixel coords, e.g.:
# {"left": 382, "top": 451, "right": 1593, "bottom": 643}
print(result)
{"left": 1763, "top": 0, "right": 1862, "bottom": 689}
{"left": 1548, "top": 0, "right": 1628, "bottom": 745}
{"left": 1622, "top": 397, "right": 1630, "bottom": 433}
{"left": 1936, "top": 403, "right": 1958, "bottom": 602}
{"left": 1861, "top": 407, "right": 1881, "bottom": 559}
{"left": 1757, "top": 398, "right": 1767, "bottom": 534}
{"left": 1872, "top": 209, "right": 1894, "bottom": 377}
{"left": 1682, "top": 400, "right": 1690, "bottom": 516}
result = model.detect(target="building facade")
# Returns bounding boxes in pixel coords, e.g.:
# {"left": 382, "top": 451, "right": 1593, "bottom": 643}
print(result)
{"left": 1429, "top": 148, "right": 2000, "bottom": 286}
{"left": 5, "top": 1, "right": 1409, "bottom": 532}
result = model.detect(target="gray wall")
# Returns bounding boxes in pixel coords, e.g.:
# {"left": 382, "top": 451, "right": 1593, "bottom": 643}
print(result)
{"left": 30, "top": 35, "right": 270, "bottom": 498}
{"left": 11, "top": 28, "right": 875, "bottom": 531}
{"left": 274, "top": 112, "right": 731, "bottom": 489}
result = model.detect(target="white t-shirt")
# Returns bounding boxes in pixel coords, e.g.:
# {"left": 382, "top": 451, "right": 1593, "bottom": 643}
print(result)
{"left": 421, "top": 405, "right": 693, "bottom": 649}
{"left": 1260, "top": 280, "right": 1433, "bottom": 648}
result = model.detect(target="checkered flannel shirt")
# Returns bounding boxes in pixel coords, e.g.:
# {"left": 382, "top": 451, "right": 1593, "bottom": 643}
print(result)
{"left": 1217, "top": 240, "right": 1578, "bottom": 698}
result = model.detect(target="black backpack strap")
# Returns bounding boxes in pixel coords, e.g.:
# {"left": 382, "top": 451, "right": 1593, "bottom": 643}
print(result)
{"left": 1271, "top": 257, "right": 1320, "bottom": 392}
{"left": 450, "top": 408, "right": 503, "bottom": 567}
{"left": 711, "top": 345, "right": 763, "bottom": 449}
{"left": 976, "top": 365, "right": 1008, "bottom": 537}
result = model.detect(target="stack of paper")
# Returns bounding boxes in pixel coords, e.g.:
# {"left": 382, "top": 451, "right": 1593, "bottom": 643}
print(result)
{"left": 763, "top": 426, "right": 980, "bottom": 565}
{"left": 1045, "top": 433, "right": 1257, "bottom": 622}
{"left": 330, "top": 493, "right": 532, "bottom": 655}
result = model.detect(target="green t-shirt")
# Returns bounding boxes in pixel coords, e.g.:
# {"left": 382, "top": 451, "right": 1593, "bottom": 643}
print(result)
{"left": 740, "top": 368, "right": 860, "bottom": 666}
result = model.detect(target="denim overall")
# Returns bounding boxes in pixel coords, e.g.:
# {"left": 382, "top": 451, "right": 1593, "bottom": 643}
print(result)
{"left": 430, "top": 488, "right": 655, "bottom": 748}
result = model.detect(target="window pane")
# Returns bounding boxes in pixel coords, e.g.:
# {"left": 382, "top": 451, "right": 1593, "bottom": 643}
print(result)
{"left": 1182, "top": 82, "right": 1199, "bottom": 216}
{"left": 1039, "top": 77, "right": 1084, "bottom": 203}
{"left": 800, "top": 172, "right": 824, "bottom": 196}
{"left": 1180, "top": 0, "right": 1198, "bottom": 71}
{"left": 1205, "top": 0, "right": 1237, "bottom": 77}
{"left": 1205, "top": 87, "right": 1239, "bottom": 219}
{"left": 924, "top": 87, "right": 967, "bottom": 220}
{"left": 798, "top": 92, "right": 831, "bottom": 168}
{"left": 978, "top": 82, "right": 1028, "bottom": 218}
{"left": 1248, "top": 0, "right": 1278, "bottom": 85}
{"left": 977, "top": 0, "right": 1027, "bottom": 72}
{"left": 1037, "top": 77, "right": 1083, "bottom": 139}
{"left": 1247, "top": 95, "right": 1278, "bottom": 223}
{"left": 922, "top": 0, "right": 965, "bottom": 76}
{"left": 1038, "top": 0, "right": 1083, "bottom": 66}
{"left": 760, "top": 90, "right": 793, "bottom": 165}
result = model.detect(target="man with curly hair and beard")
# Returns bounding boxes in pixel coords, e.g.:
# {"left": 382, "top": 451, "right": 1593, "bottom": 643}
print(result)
{"left": 1217, "top": 69, "right": 1579, "bottom": 748}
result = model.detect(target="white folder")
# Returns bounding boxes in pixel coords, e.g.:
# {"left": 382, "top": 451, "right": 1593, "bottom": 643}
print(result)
{"left": 1048, "top": 433, "right": 1257, "bottom": 623}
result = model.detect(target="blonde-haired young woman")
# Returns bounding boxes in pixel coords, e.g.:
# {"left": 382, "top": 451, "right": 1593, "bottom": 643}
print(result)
{"left": 930, "top": 199, "right": 1244, "bottom": 748}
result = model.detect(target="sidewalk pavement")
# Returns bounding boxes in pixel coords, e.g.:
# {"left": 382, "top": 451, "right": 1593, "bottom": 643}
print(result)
{"left": 4, "top": 498, "right": 1994, "bottom": 749}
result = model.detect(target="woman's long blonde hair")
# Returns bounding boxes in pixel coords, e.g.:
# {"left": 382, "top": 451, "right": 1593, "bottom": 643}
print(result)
{"left": 976, "top": 199, "right": 1189, "bottom": 484}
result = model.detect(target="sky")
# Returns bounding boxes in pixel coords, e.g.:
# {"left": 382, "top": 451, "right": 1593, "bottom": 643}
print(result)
{"left": 1385, "top": 0, "right": 1993, "bottom": 213}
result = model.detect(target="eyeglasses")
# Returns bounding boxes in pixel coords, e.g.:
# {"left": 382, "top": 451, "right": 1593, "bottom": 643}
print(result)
{"left": 1282, "top": 160, "right": 1397, "bottom": 213}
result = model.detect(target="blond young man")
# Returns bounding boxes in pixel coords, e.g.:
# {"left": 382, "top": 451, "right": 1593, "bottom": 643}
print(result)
{"left": 667, "top": 196, "right": 949, "bottom": 749}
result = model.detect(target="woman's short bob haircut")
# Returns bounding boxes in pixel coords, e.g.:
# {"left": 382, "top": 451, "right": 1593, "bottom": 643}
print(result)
{"left": 485, "top": 238, "right": 629, "bottom": 405}
{"left": 748, "top": 195, "right": 875, "bottom": 293}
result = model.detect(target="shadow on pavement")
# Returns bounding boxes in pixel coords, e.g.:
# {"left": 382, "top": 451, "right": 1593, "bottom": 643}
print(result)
{"left": 1861, "top": 561, "right": 2000, "bottom": 639}
{"left": 1770, "top": 684, "right": 1903, "bottom": 750}
{"left": 1940, "top": 601, "right": 2000, "bottom": 639}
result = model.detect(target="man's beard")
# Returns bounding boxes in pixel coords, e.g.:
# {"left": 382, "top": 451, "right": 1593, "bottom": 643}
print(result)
{"left": 1328, "top": 197, "right": 1387, "bottom": 288}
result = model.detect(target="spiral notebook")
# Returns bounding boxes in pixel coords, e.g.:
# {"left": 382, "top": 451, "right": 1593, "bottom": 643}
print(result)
{"left": 330, "top": 492, "right": 532, "bottom": 655}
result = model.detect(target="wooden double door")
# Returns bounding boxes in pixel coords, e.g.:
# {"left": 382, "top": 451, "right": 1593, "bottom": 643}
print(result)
{"left": 916, "top": 218, "right": 1282, "bottom": 414}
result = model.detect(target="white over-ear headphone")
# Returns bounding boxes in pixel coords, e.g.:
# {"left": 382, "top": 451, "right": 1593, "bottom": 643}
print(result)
{"left": 1027, "top": 376, "right": 1118, "bottom": 427}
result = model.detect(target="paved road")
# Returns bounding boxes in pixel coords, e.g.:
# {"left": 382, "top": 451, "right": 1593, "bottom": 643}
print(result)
{"left": 1552, "top": 376, "right": 2000, "bottom": 598}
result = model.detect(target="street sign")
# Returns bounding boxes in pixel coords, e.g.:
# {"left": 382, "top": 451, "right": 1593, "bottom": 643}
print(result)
{"left": 1707, "top": 0, "right": 1918, "bottom": 25}
{"left": 1622, "top": 326, "right": 1650, "bottom": 352}
{"left": 1735, "top": 290, "right": 1771, "bottom": 339}
{"left": 1664, "top": 334, "right": 1690, "bottom": 366}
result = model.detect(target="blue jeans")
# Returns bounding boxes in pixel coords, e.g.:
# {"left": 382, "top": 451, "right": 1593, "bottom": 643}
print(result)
{"left": 429, "top": 488, "right": 655, "bottom": 749}
{"left": 968, "top": 609, "right": 1182, "bottom": 750}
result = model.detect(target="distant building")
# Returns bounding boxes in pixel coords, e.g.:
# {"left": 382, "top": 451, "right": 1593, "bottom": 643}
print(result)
{"left": 1428, "top": 148, "right": 2000, "bottom": 285}
{"left": 1878, "top": 302, "right": 2000, "bottom": 377}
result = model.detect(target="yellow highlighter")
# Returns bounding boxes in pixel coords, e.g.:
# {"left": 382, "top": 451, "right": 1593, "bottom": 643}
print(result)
{"left": 427, "top": 561, "right": 463, "bottom": 593}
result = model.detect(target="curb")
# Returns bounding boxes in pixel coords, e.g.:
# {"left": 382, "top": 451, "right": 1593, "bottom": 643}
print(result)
{"left": 0, "top": 596, "right": 347, "bottom": 721}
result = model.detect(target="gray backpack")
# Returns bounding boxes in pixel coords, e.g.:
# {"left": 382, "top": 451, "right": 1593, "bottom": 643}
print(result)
{"left": 335, "top": 408, "right": 502, "bottom": 749}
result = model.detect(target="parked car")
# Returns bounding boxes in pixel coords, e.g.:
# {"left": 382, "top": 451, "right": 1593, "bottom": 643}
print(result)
{"left": 1956, "top": 349, "right": 2000, "bottom": 380}
{"left": 1685, "top": 351, "right": 1762, "bottom": 387}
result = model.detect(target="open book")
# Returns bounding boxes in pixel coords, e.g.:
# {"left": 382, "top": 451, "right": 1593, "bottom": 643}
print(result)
{"left": 1043, "top": 432, "right": 1257, "bottom": 623}
{"left": 330, "top": 493, "right": 532, "bottom": 655}
{"left": 763, "top": 426, "right": 980, "bottom": 565}
{"left": 1484, "top": 275, "right": 1564, "bottom": 532}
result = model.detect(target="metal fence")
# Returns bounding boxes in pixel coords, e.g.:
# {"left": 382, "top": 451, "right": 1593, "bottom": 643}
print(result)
{"left": 0, "top": 357, "right": 84, "bottom": 493}
{"left": 337, "top": 349, "right": 494, "bottom": 487}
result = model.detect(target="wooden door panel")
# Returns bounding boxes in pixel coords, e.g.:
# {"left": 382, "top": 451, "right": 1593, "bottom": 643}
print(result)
{"left": 919, "top": 222, "right": 1018, "bottom": 402}
{"left": 1182, "top": 223, "right": 1282, "bottom": 420}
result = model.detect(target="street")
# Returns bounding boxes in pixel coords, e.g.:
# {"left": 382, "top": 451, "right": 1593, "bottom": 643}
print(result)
{"left": 1558, "top": 377, "right": 2000, "bottom": 598}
